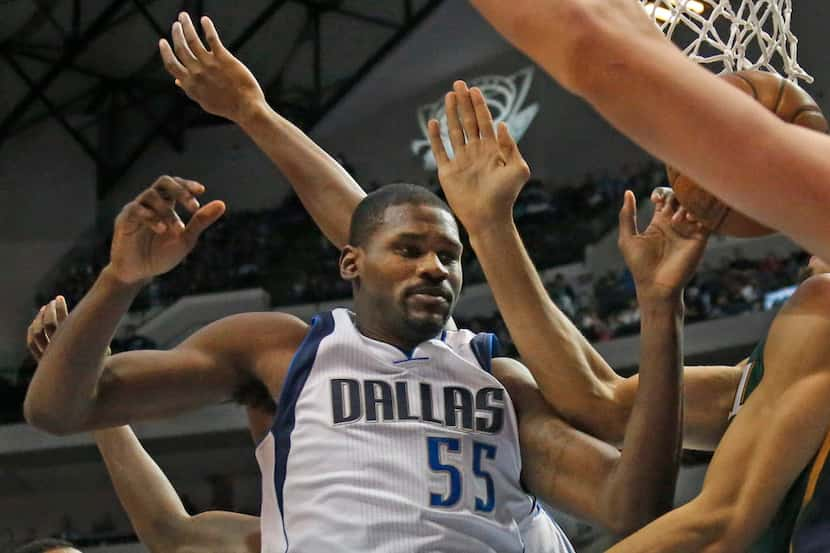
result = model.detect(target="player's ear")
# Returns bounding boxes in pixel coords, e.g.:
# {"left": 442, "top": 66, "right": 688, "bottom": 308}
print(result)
{"left": 340, "top": 245, "right": 361, "bottom": 282}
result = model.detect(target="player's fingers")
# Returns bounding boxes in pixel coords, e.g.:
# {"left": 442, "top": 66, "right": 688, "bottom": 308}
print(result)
{"left": 129, "top": 202, "right": 168, "bottom": 234}
{"left": 27, "top": 320, "right": 43, "bottom": 361}
{"left": 33, "top": 306, "right": 49, "bottom": 352}
{"left": 56, "top": 295, "right": 69, "bottom": 323}
{"left": 171, "top": 21, "right": 199, "bottom": 71}
{"left": 137, "top": 189, "right": 183, "bottom": 232}
{"left": 171, "top": 177, "right": 203, "bottom": 212}
{"left": 158, "top": 39, "right": 189, "bottom": 81}
{"left": 183, "top": 200, "right": 226, "bottom": 246}
{"left": 470, "top": 87, "right": 496, "bottom": 140}
{"left": 618, "top": 190, "right": 638, "bottom": 240}
{"left": 201, "top": 16, "right": 226, "bottom": 54}
{"left": 43, "top": 299, "right": 61, "bottom": 340}
{"left": 178, "top": 12, "right": 210, "bottom": 61}
{"left": 496, "top": 121, "right": 518, "bottom": 158}
{"left": 444, "top": 92, "right": 466, "bottom": 153}
{"left": 453, "top": 80, "right": 480, "bottom": 141}
{"left": 428, "top": 119, "right": 450, "bottom": 166}
{"left": 154, "top": 176, "right": 200, "bottom": 213}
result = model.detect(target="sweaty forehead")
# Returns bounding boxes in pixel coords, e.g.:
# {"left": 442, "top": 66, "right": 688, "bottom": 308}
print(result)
{"left": 379, "top": 204, "right": 460, "bottom": 243}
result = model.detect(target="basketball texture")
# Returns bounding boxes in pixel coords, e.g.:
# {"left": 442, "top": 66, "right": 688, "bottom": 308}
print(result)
{"left": 667, "top": 70, "right": 829, "bottom": 237}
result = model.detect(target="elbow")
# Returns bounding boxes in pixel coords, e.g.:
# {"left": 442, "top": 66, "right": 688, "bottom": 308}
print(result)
{"left": 23, "top": 392, "right": 86, "bottom": 436}
{"left": 23, "top": 396, "right": 64, "bottom": 435}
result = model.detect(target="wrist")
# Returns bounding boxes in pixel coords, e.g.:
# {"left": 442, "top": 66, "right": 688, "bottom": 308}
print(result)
{"left": 101, "top": 264, "right": 150, "bottom": 290}
{"left": 637, "top": 290, "right": 684, "bottom": 314}
{"left": 235, "top": 97, "right": 272, "bottom": 129}
{"left": 463, "top": 211, "right": 516, "bottom": 243}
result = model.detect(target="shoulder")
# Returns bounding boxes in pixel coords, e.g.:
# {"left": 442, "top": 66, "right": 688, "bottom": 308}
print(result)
{"left": 179, "top": 312, "right": 311, "bottom": 384}
{"left": 766, "top": 275, "right": 830, "bottom": 373}
{"left": 186, "top": 311, "right": 310, "bottom": 351}
{"left": 492, "top": 357, "right": 544, "bottom": 412}
{"left": 783, "top": 274, "right": 830, "bottom": 314}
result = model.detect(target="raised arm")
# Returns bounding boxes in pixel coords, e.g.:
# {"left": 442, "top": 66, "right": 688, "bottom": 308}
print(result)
{"left": 24, "top": 177, "right": 307, "bottom": 434}
{"left": 427, "top": 82, "right": 626, "bottom": 438}
{"left": 608, "top": 277, "right": 830, "bottom": 552}
{"left": 469, "top": 0, "right": 830, "bottom": 263}
{"left": 434, "top": 82, "right": 709, "bottom": 534}
{"left": 159, "top": 13, "right": 364, "bottom": 249}
{"left": 501, "top": 196, "right": 706, "bottom": 534}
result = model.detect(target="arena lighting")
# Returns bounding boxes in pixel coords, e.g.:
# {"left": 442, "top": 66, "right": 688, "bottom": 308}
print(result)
{"left": 643, "top": 1, "right": 706, "bottom": 21}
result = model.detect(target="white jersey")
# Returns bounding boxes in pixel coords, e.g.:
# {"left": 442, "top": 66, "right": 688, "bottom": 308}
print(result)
{"left": 256, "top": 308, "right": 574, "bottom": 553}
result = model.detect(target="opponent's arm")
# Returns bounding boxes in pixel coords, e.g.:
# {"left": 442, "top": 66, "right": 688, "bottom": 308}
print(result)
{"left": 159, "top": 13, "right": 363, "bottom": 249}
{"left": 429, "top": 82, "right": 626, "bottom": 437}
{"left": 24, "top": 177, "right": 306, "bottom": 434}
{"left": 504, "top": 196, "right": 700, "bottom": 535}
{"left": 609, "top": 274, "right": 830, "bottom": 552}
{"left": 431, "top": 83, "right": 715, "bottom": 449}
{"left": 469, "top": 0, "right": 830, "bottom": 263}
{"left": 95, "top": 426, "right": 259, "bottom": 553}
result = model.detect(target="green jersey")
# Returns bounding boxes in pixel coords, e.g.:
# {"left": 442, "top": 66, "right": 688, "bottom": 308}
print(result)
{"left": 731, "top": 340, "right": 830, "bottom": 553}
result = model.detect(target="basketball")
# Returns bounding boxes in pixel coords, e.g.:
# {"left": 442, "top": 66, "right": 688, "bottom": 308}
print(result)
{"left": 667, "top": 70, "right": 829, "bottom": 237}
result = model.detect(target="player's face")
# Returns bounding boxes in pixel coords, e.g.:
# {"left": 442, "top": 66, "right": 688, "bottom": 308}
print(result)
{"left": 349, "top": 204, "right": 463, "bottom": 343}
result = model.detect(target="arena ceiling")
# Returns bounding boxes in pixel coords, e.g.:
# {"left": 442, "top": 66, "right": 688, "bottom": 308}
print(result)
{"left": 0, "top": 0, "right": 442, "bottom": 196}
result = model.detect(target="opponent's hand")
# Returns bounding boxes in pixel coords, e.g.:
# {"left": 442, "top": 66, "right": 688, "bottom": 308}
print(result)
{"left": 159, "top": 13, "right": 265, "bottom": 123}
{"left": 108, "top": 176, "right": 225, "bottom": 285}
{"left": 429, "top": 81, "right": 530, "bottom": 235}
{"left": 27, "top": 296, "right": 69, "bottom": 361}
{"left": 618, "top": 187, "right": 709, "bottom": 301}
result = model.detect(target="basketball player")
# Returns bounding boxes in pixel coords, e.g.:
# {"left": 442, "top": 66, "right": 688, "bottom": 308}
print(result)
{"left": 27, "top": 296, "right": 269, "bottom": 553}
{"left": 23, "top": 164, "right": 703, "bottom": 551}
{"left": 468, "top": 0, "right": 830, "bottom": 264}
{"left": 150, "top": 13, "right": 699, "bottom": 544}
{"left": 429, "top": 81, "right": 830, "bottom": 552}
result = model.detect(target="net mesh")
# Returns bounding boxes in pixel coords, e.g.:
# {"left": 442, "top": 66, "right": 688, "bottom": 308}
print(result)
{"left": 638, "top": 0, "right": 812, "bottom": 82}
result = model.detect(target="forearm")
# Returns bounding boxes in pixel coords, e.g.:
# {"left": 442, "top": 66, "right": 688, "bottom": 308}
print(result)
{"left": 237, "top": 101, "right": 365, "bottom": 248}
{"left": 472, "top": 0, "right": 830, "bottom": 261}
{"left": 95, "top": 426, "right": 189, "bottom": 550}
{"left": 570, "top": 4, "right": 830, "bottom": 260}
{"left": 607, "top": 499, "right": 728, "bottom": 553}
{"left": 24, "top": 266, "right": 144, "bottom": 433}
{"left": 601, "top": 297, "right": 684, "bottom": 535}
{"left": 468, "top": 219, "right": 623, "bottom": 436}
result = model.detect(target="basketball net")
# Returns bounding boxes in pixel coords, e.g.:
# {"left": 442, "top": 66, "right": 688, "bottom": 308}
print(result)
{"left": 639, "top": 0, "right": 813, "bottom": 83}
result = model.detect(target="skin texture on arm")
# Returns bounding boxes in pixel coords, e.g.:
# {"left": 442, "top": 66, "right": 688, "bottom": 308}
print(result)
{"left": 95, "top": 426, "right": 260, "bottom": 553}
{"left": 607, "top": 274, "right": 830, "bottom": 552}
{"left": 469, "top": 0, "right": 830, "bottom": 263}
{"left": 159, "top": 13, "right": 364, "bottom": 249}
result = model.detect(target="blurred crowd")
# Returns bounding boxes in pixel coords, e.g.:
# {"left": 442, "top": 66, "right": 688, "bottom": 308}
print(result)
{"left": 35, "top": 162, "right": 663, "bottom": 311}
{"left": 458, "top": 249, "right": 808, "bottom": 358}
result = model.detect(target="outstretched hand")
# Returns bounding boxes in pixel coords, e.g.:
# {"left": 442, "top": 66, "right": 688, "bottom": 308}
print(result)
{"left": 428, "top": 81, "right": 530, "bottom": 235}
{"left": 159, "top": 13, "right": 265, "bottom": 123}
{"left": 108, "top": 176, "right": 225, "bottom": 285}
{"left": 618, "top": 187, "right": 709, "bottom": 301}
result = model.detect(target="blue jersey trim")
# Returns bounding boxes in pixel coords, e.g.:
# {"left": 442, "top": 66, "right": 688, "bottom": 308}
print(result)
{"left": 272, "top": 311, "right": 335, "bottom": 550}
{"left": 470, "top": 332, "right": 499, "bottom": 373}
